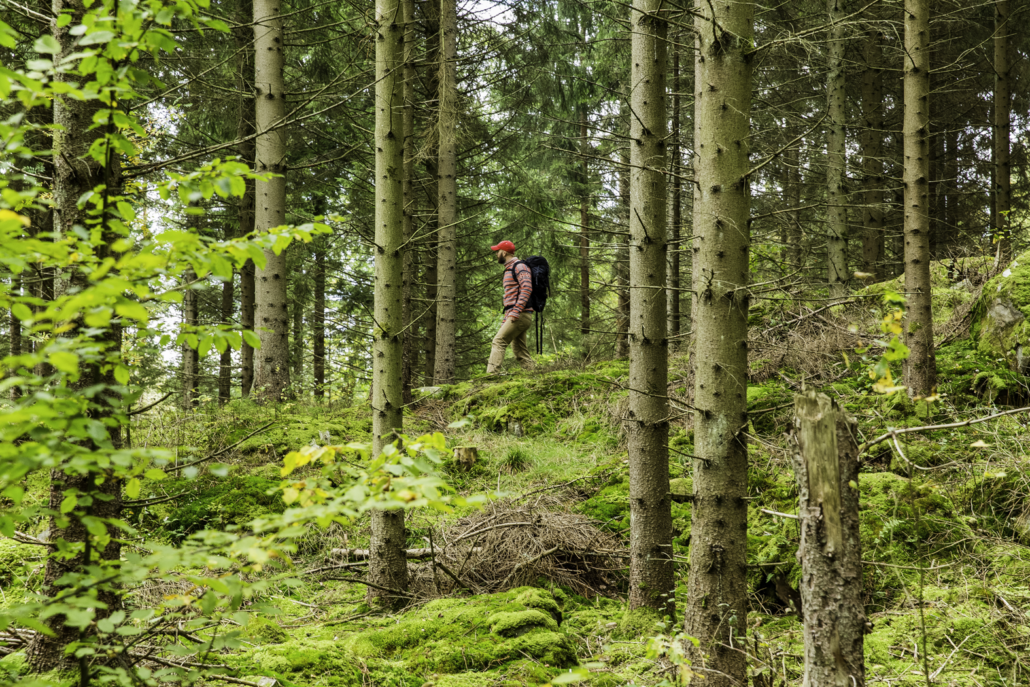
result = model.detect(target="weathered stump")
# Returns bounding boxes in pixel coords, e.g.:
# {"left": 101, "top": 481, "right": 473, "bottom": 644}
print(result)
{"left": 452, "top": 446, "right": 479, "bottom": 472}
{"left": 793, "top": 391, "right": 865, "bottom": 687}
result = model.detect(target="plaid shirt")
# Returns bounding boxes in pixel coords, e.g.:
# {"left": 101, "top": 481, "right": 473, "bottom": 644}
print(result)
{"left": 502, "top": 259, "right": 533, "bottom": 318}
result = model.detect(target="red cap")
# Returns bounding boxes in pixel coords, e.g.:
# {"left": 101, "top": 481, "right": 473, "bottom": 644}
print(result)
{"left": 491, "top": 240, "right": 516, "bottom": 253}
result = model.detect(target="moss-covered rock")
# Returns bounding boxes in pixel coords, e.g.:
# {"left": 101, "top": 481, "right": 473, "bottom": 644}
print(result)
{"left": 974, "top": 250, "right": 1030, "bottom": 374}
{"left": 862, "top": 259, "right": 978, "bottom": 327}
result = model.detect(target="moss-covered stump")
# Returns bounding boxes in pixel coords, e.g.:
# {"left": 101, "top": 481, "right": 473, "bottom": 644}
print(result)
{"left": 974, "top": 250, "right": 1030, "bottom": 374}
{"left": 231, "top": 588, "right": 576, "bottom": 687}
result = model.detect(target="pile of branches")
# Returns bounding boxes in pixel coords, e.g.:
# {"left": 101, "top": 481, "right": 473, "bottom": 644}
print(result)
{"left": 327, "top": 496, "right": 627, "bottom": 599}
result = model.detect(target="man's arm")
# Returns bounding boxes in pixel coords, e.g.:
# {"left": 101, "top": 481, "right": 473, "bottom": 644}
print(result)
{"left": 509, "top": 262, "right": 533, "bottom": 318}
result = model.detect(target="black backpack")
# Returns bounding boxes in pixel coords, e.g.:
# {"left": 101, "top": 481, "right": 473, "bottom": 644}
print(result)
{"left": 505, "top": 256, "right": 550, "bottom": 354}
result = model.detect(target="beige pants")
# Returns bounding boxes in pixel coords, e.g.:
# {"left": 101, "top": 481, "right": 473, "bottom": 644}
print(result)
{"left": 487, "top": 312, "right": 534, "bottom": 373}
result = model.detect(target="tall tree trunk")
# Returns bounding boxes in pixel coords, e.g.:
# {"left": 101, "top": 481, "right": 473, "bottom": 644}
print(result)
{"left": 252, "top": 0, "right": 290, "bottom": 400}
{"left": 182, "top": 270, "right": 200, "bottom": 410}
{"left": 237, "top": 0, "right": 257, "bottom": 398}
{"left": 401, "top": 0, "right": 415, "bottom": 403}
{"left": 942, "top": 127, "right": 958, "bottom": 250}
{"left": 580, "top": 109, "right": 591, "bottom": 337}
{"left": 993, "top": 0, "right": 1011, "bottom": 266}
{"left": 26, "top": 0, "right": 122, "bottom": 667}
{"left": 368, "top": 0, "right": 409, "bottom": 607}
{"left": 219, "top": 251, "right": 235, "bottom": 405}
{"left": 9, "top": 273, "right": 21, "bottom": 401}
{"left": 785, "top": 143, "right": 802, "bottom": 272}
{"left": 421, "top": 0, "right": 440, "bottom": 384}
{"left": 686, "top": 1, "right": 753, "bottom": 684}
{"left": 826, "top": 0, "right": 848, "bottom": 295}
{"left": 627, "top": 0, "right": 673, "bottom": 618}
{"left": 861, "top": 28, "right": 885, "bottom": 280}
{"left": 314, "top": 241, "right": 326, "bottom": 398}
{"left": 433, "top": 0, "right": 458, "bottom": 384}
{"left": 668, "top": 43, "right": 682, "bottom": 349}
{"left": 292, "top": 286, "right": 303, "bottom": 381}
{"left": 902, "top": 0, "right": 936, "bottom": 396}
{"left": 906, "top": 0, "right": 939, "bottom": 395}
{"left": 616, "top": 145, "right": 630, "bottom": 358}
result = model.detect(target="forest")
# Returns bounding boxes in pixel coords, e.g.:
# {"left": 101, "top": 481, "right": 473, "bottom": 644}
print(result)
{"left": 1, "top": 0, "right": 1030, "bottom": 684}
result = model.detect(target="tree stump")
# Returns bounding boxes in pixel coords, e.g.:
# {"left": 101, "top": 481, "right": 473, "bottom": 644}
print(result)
{"left": 452, "top": 446, "right": 479, "bottom": 472}
{"left": 793, "top": 391, "right": 865, "bottom": 687}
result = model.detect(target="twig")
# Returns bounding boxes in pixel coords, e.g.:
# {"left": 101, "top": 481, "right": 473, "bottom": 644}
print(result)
{"left": 760, "top": 508, "right": 798, "bottom": 520}
{"left": 498, "top": 546, "right": 559, "bottom": 590}
{"left": 860, "top": 406, "right": 1030, "bottom": 453}
{"left": 165, "top": 422, "right": 275, "bottom": 473}
{"left": 128, "top": 391, "right": 174, "bottom": 416}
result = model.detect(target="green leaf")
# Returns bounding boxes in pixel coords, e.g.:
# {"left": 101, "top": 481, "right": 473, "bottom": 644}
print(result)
{"left": 50, "top": 351, "right": 80, "bottom": 375}
{"left": 125, "top": 478, "right": 141, "bottom": 499}
{"left": 114, "top": 365, "right": 130, "bottom": 385}
{"left": 34, "top": 34, "right": 60, "bottom": 54}
{"left": 242, "top": 330, "right": 261, "bottom": 349}
{"left": 11, "top": 303, "right": 32, "bottom": 321}
{"left": 60, "top": 493, "right": 78, "bottom": 513}
{"left": 115, "top": 301, "right": 149, "bottom": 322}
{"left": 56, "top": 13, "right": 72, "bottom": 27}
{"left": 144, "top": 468, "right": 166, "bottom": 480}
{"left": 77, "top": 30, "right": 116, "bottom": 46}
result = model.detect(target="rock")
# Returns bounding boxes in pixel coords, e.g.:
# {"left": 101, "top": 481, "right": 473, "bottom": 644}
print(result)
{"left": 975, "top": 251, "right": 1030, "bottom": 373}
{"left": 507, "top": 420, "right": 524, "bottom": 437}
{"left": 256, "top": 677, "right": 278, "bottom": 687}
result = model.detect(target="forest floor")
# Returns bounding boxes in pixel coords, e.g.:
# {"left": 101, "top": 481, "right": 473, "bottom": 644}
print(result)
{"left": 4, "top": 281, "right": 1030, "bottom": 686}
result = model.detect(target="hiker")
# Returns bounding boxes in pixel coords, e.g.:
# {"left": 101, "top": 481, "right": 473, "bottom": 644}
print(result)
{"left": 487, "top": 240, "right": 535, "bottom": 374}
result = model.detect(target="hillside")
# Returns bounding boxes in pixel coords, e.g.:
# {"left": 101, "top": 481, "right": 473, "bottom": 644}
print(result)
{"left": 4, "top": 320, "right": 1030, "bottom": 686}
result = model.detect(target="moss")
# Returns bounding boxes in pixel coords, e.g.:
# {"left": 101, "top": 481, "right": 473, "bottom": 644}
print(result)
{"left": 974, "top": 250, "right": 1030, "bottom": 373}
{"left": 230, "top": 588, "right": 576, "bottom": 687}
{"left": 0, "top": 539, "right": 43, "bottom": 588}
{"left": 615, "top": 607, "right": 664, "bottom": 639}
{"left": 861, "top": 260, "right": 977, "bottom": 327}
{"left": 244, "top": 617, "right": 290, "bottom": 644}
{"left": 145, "top": 474, "right": 285, "bottom": 542}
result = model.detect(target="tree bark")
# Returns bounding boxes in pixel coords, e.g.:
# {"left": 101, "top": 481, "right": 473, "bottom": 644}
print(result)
{"left": 219, "top": 265, "right": 235, "bottom": 405}
{"left": 401, "top": 0, "right": 415, "bottom": 403}
{"left": 9, "top": 273, "right": 21, "bottom": 401}
{"left": 236, "top": 0, "right": 257, "bottom": 399}
{"left": 291, "top": 284, "right": 303, "bottom": 381}
{"left": 26, "top": 0, "right": 122, "bottom": 666}
{"left": 627, "top": 0, "right": 673, "bottom": 618}
{"left": 314, "top": 241, "right": 326, "bottom": 398}
{"left": 668, "top": 42, "right": 681, "bottom": 349}
{"left": 902, "top": 0, "right": 936, "bottom": 395}
{"left": 369, "top": 0, "right": 409, "bottom": 607}
{"left": 826, "top": 0, "right": 848, "bottom": 296}
{"left": 993, "top": 0, "right": 1011, "bottom": 266}
{"left": 421, "top": 0, "right": 440, "bottom": 384}
{"left": 792, "top": 392, "right": 865, "bottom": 687}
{"left": 252, "top": 0, "right": 290, "bottom": 400}
{"left": 686, "top": 1, "right": 753, "bottom": 683}
{"left": 182, "top": 270, "right": 200, "bottom": 410}
{"left": 433, "top": 0, "right": 458, "bottom": 384}
{"left": 616, "top": 145, "right": 630, "bottom": 358}
{"left": 861, "top": 28, "right": 885, "bottom": 280}
{"left": 580, "top": 109, "right": 591, "bottom": 337}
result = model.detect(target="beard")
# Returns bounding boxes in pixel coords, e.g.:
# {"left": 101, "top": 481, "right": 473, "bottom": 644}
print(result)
{"left": 497, "top": 253, "right": 507, "bottom": 265}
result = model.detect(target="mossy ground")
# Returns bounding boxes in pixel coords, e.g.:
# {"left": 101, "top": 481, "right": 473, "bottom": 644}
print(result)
{"left": 5, "top": 345, "right": 1030, "bottom": 685}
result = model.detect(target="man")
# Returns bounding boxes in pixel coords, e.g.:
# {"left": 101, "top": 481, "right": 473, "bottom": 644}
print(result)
{"left": 487, "top": 240, "right": 535, "bottom": 374}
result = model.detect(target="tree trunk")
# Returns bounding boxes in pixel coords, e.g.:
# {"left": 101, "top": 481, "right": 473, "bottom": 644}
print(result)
{"left": 182, "top": 270, "right": 200, "bottom": 410}
{"left": 993, "top": 0, "right": 1011, "bottom": 266}
{"left": 421, "top": 0, "right": 440, "bottom": 385}
{"left": 314, "top": 241, "right": 326, "bottom": 398}
{"left": 252, "top": 0, "right": 290, "bottom": 400}
{"left": 9, "top": 274, "right": 22, "bottom": 401}
{"left": 826, "top": 0, "right": 848, "bottom": 296}
{"left": 369, "top": 0, "right": 409, "bottom": 607}
{"left": 401, "top": 0, "right": 415, "bottom": 403}
{"left": 686, "top": 1, "right": 753, "bottom": 683}
{"left": 236, "top": 0, "right": 257, "bottom": 399}
{"left": 627, "top": 0, "right": 673, "bottom": 618}
{"left": 433, "top": 0, "right": 458, "bottom": 384}
{"left": 580, "top": 109, "right": 591, "bottom": 337}
{"left": 219, "top": 266, "right": 235, "bottom": 406}
{"left": 902, "top": 0, "right": 936, "bottom": 396}
{"left": 861, "top": 28, "right": 885, "bottom": 280}
{"left": 26, "top": 0, "right": 122, "bottom": 666}
{"left": 668, "top": 42, "right": 681, "bottom": 349}
{"left": 292, "top": 286, "right": 303, "bottom": 381}
{"left": 785, "top": 143, "right": 802, "bottom": 273}
{"left": 616, "top": 145, "right": 630, "bottom": 358}
{"left": 792, "top": 392, "right": 865, "bottom": 687}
